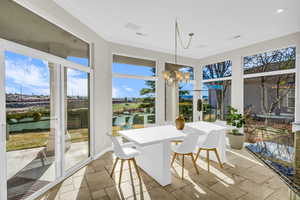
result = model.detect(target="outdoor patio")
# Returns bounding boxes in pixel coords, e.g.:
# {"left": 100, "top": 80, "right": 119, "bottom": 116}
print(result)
{"left": 37, "top": 148, "right": 291, "bottom": 200}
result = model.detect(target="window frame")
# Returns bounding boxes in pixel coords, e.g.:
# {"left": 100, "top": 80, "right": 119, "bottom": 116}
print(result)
{"left": 112, "top": 54, "right": 158, "bottom": 128}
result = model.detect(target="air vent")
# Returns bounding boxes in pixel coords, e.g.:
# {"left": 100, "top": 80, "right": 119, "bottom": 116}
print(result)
{"left": 124, "top": 22, "right": 141, "bottom": 31}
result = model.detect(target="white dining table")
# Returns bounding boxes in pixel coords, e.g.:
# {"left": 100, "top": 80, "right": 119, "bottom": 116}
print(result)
{"left": 119, "top": 125, "right": 185, "bottom": 186}
{"left": 118, "top": 121, "right": 232, "bottom": 186}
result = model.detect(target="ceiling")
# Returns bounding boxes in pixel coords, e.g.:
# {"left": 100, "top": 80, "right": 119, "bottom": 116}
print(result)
{"left": 53, "top": 0, "right": 300, "bottom": 59}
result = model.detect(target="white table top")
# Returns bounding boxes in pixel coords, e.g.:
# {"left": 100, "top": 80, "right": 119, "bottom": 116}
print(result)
{"left": 185, "top": 121, "right": 232, "bottom": 134}
{"left": 118, "top": 125, "right": 185, "bottom": 146}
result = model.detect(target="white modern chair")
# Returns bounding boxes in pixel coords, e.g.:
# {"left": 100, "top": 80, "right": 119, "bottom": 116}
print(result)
{"left": 171, "top": 133, "right": 200, "bottom": 179}
{"left": 195, "top": 130, "right": 223, "bottom": 172}
{"left": 107, "top": 133, "right": 141, "bottom": 185}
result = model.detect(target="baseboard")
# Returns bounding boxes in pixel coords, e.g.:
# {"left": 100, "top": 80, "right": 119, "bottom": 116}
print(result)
{"left": 93, "top": 146, "right": 112, "bottom": 160}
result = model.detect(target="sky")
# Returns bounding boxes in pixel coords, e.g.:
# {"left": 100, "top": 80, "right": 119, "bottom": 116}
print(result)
{"left": 5, "top": 51, "right": 88, "bottom": 96}
{"left": 112, "top": 63, "right": 195, "bottom": 98}
{"left": 4, "top": 52, "right": 208, "bottom": 99}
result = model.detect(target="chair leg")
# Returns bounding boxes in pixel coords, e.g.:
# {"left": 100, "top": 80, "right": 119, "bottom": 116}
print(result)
{"left": 206, "top": 150, "right": 210, "bottom": 172}
{"left": 132, "top": 158, "right": 141, "bottom": 181}
{"left": 195, "top": 148, "right": 202, "bottom": 161}
{"left": 190, "top": 153, "right": 199, "bottom": 175}
{"left": 128, "top": 159, "right": 133, "bottom": 183}
{"left": 110, "top": 157, "right": 119, "bottom": 177}
{"left": 119, "top": 159, "right": 124, "bottom": 186}
{"left": 171, "top": 153, "right": 177, "bottom": 167}
{"left": 213, "top": 148, "right": 223, "bottom": 168}
{"left": 182, "top": 154, "right": 185, "bottom": 179}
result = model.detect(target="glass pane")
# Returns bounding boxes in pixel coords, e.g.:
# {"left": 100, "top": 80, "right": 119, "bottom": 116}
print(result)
{"left": 203, "top": 60, "right": 232, "bottom": 80}
{"left": 202, "top": 80, "right": 231, "bottom": 121}
{"left": 244, "top": 73, "right": 295, "bottom": 185}
{"left": 112, "top": 78, "right": 155, "bottom": 135}
{"left": 113, "top": 63, "right": 155, "bottom": 76}
{"left": 244, "top": 47, "right": 295, "bottom": 74}
{"left": 113, "top": 55, "right": 156, "bottom": 76}
{"left": 5, "top": 51, "right": 56, "bottom": 200}
{"left": 64, "top": 68, "right": 90, "bottom": 171}
{"left": 179, "top": 83, "right": 193, "bottom": 122}
{"left": 0, "top": 0, "right": 89, "bottom": 67}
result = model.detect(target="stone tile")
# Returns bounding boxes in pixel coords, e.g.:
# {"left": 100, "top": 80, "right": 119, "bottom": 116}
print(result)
{"left": 265, "top": 187, "right": 290, "bottom": 200}
{"left": 144, "top": 187, "right": 176, "bottom": 200}
{"left": 174, "top": 184, "right": 226, "bottom": 200}
{"left": 105, "top": 183, "right": 137, "bottom": 200}
{"left": 73, "top": 176, "right": 88, "bottom": 189}
{"left": 237, "top": 180, "right": 274, "bottom": 199}
{"left": 60, "top": 188, "right": 92, "bottom": 200}
{"left": 37, "top": 150, "right": 295, "bottom": 200}
{"left": 238, "top": 167, "right": 273, "bottom": 184}
{"left": 163, "top": 174, "right": 190, "bottom": 192}
{"left": 263, "top": 176, "right": 286, "bottom": 190}
{"left": 59, "top": 184, "right": 75, "bottom": 194}
{"left": 209, "top": 182, "right": 247, "bottom": 200}
{"left": 85, "top": 171, "right": 114, "bottom": 192}
{"left": 91, "top": 189, "right": 107, "bottom": 199}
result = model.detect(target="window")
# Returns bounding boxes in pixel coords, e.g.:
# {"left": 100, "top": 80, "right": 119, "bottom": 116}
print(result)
{"left": 5, "top": 51, "right": 56, "bottom": 199}
{"left": 244, "top": 47, "right": 296, "bottom": 182}
{"left": 164, "top": 63, "right": 194, "bottom": 122}
{"left": 203, "top": 60, "right": 232, "bottom": 80}
{"left": 244, "top": 47, "right": 295, "bottom": 74}
{"left": 201, "top": 60, "right": 232, "bottom": 121}
{"left": 179, "top": 82, "right": 193, "bottom": 122}
{"left": 244, "top": 74, "right": 295, "bottom": 126}
{"left": 202, "top": 80, "right": 231, "bottom": 121}
{"left": 64, "top": 68, "right": 90, "bottom": 170}
{"left": 287, "top": 89, "right": 295, "bottom": 111}
{"left": 0, "top": 0, "right": 90, "bottom": 66}
{"left": 112, "top": 55, "right": 156, "bottom": 76}
{"left": 112, "top": 55, "right": 156, "bottom": 135}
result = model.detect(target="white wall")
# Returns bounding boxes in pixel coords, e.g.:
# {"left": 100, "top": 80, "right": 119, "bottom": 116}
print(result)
{"left": 16, "top": 0, "right": 112, "bottom": 155}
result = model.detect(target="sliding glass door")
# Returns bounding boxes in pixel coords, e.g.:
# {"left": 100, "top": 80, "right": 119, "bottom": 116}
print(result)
{"left": 4, "top": 50, "right": 57, "bottom": 200}
{"left": 64, "top": 68, "right": 90, "bottom": 171}
{"left": 0, "top": 39, "right": 92, "bottom": 200}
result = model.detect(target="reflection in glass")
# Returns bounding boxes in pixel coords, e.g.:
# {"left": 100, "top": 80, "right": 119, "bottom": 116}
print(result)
{"left": 0, "top": 0, "right": 89, "bottom": 67}
{"left": 244, "top": 47, "right": 295, "bottom": 74}
{"left": 244, "top": 74, "right": 295, "bottom": 184}
{"left": 5, "top": 51, "right": 55, "bottom": 200}
{"left": 64, "top": 69, "right": 90, "bottom": 171}
{"left": 112, "top": 78, "right": 155, "bottom": 135}
{"left": 203, "top": 60, "right": 232, "bottom": 80}
{"left": 202, "top": 80, "right": 231, "bottom": 121}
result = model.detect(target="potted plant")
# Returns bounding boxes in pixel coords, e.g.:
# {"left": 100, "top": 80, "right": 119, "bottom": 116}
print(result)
{"left": 226, "top": 106, "right": 245, "bottom": 149}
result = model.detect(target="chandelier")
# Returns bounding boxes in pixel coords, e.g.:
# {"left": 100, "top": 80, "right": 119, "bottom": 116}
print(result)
{"left": 163, "top": 20, "right": 194, "bottom": 86}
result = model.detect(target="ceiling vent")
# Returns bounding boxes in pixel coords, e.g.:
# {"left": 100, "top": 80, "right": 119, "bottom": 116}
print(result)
{"left": 124, "top": 22, "right": 141, "bottom": 31}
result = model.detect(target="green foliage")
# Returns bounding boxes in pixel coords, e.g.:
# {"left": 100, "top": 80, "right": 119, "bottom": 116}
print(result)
{"left": 32, "top": 112, "right": 42, "bottom": 121}
{"left": 203, "top": 103, "right": 211, "bottom": 111}
{"left": 226, "top": 106, "right": 245, "bottom": 135}
{"left": 133, "top": 114, "right": 144, "bottom": 125}
{"left": 7, "top": 109, "right": 49, "bottom": 122}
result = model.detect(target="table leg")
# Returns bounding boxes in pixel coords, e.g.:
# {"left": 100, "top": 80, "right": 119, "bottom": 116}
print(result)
{"left": 136, "top": 141, "right": 171, "bottom": 186}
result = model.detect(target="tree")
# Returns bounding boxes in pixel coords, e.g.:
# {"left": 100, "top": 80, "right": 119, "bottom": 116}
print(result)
{"left": 139, "top": 68, "right": 155, "bottom": 112}
{"left": 203, "top": 61, "right": 232, "bottom": 120}
{"left": 244, "top": 47, "right": 296, "bottom": 126}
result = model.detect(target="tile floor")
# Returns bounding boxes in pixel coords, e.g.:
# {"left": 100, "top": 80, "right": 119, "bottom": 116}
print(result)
{"left": 38, "top": 148, "right": 293, "bottom": 200}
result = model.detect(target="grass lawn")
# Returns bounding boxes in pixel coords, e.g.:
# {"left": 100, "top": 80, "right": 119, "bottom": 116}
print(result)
{"left": 6, "top": 128, "right": 89, "bottom": 151}
{"left": 113, "top": 103, "right": 142, "bottom": 112}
